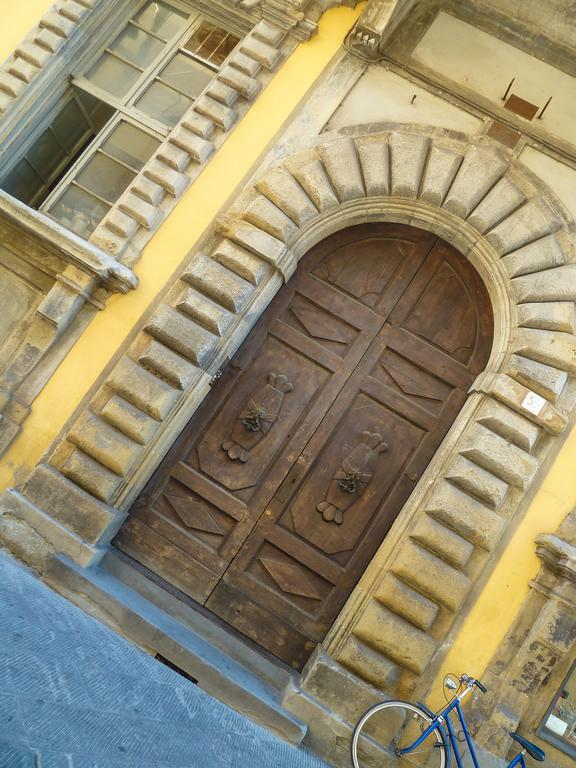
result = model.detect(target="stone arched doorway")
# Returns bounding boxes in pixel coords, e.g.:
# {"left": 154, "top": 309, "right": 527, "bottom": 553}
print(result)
{"left": 114, "top": 221, "right": 493, "bottom": 669}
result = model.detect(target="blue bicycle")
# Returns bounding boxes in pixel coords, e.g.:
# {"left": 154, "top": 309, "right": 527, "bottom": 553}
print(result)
{"left": 351, "top": 673, "right": 546, "bottom": 768}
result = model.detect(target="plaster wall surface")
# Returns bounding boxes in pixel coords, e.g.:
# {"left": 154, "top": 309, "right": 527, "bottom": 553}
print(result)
{"left": 519, "top": 147, "right": 576, "bottom": 221}
{"left": 413, "top": 11, "right": 576, "bottom": 147}
{"left": 325, "top": 66, "right": 483, "bottom": 133}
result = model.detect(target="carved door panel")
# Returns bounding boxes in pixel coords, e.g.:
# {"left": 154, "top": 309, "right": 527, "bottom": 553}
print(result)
{"left": 114, "top": 223, "right": 493, "bottom": 669}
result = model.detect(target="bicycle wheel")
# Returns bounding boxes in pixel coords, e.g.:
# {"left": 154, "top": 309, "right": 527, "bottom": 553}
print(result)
{"left": 351, "top": 700, "right": 449, "bottom": 768}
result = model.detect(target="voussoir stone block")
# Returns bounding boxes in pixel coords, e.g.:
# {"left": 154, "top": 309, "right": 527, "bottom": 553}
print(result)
{"left": 336, "top": 636, "right": 400, "bottom": 693}
{"left": 138, "top": 337, "right": 199, "bottom": 390}
{"left": 507, "top": 354, "right": 568, "bottom": 403}
{"left": 256, "top": 168, "right": 318, "bottom": 226}
{"left": 477, "top": 397, "right": 541, "bottom": 452}
{"left": 321, "top": 140, "right": 365, "bottom": 202}
{"left": 410, "top": 514, "right": 474, "bottom": 569}
{"left": 511, "top": 264, "right": 576, "bottom": 304}
{"left": 100, "top": 394, "right": 158, "bottom": 445}
{"left": 351, "top": 137, "right": 389, "bottom": 201}
{"left": 445, "top": 454, "right": 508, "bottom": 510}
{"left": 486, "top": 197, "right": 560, "bottom": 254}
{"left": 62, "top": 448, "right": 123, "bottom": 502}
{"left": 418, "top": 146, "right": 462, "bottom": 206}
{"left": 177, "top": 286, "right": 234, "bottom": 336}
{"left": 501, "top": 233, "right": 567, "bottom": 278}
{"left": 467, "top": 177, "right": 525, "bottom": 234}
{"left": 244, "top": 196, "right": 298, "bottom": 242}
{"left": 444, "top": 147, "right": 508, "bottom": 218}
{"left": 486, "top": 374, "right": 567, "bottom": 435}
{"left": 517, "top": 302, "right": 575, "bottom": 334}
{"left": 292, "top": 159, "right": 339, "bottom": 213}
{"left": 513, "top": 327, "right": 576, "bottom": 374}
{"left": 389, "top": 132, "right": 429, "bottom": 198}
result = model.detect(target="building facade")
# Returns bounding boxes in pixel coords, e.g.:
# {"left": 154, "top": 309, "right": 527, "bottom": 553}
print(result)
{"left": 0, "top": 0, "right": 575, "bottom": 765}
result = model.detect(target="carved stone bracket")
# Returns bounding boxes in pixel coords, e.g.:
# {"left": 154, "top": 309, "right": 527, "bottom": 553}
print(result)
{"left": 0, "top": 193, "right": 137, "bottom": 456}
{"left": 474, "top": 510, "right": 576, "bottom": 758}
{"left": 345, "top": 0, "right": 415, "bottom": 60}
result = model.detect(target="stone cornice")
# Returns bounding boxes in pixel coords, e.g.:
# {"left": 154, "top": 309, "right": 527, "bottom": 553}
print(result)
{"left": 536, "top": 530, "right": 576, "bottom": 583}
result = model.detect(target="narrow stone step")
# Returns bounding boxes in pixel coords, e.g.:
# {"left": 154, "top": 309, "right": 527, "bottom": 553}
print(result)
{"left": 46, "top": 555, "right": 307, "bottom": 747}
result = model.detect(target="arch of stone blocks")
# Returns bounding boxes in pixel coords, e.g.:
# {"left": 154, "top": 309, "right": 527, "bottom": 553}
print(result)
{"left": 3, "top": 125, "right": 576, "bottom": 699}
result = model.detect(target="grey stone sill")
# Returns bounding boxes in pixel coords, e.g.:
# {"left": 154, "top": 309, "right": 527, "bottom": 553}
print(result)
{"left": 0, "top": 190, "right": 137, "bottom": 294}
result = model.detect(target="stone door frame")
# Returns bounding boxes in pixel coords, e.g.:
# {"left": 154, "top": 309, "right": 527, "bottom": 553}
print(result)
{"left": 2, "top": 124, "right": 576, "bottom": 700}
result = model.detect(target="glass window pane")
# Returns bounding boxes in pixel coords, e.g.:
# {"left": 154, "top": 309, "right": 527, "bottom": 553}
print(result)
{"left": 102, "top": 123, "right": 160, "bottom": 171}
{"left": 52, "top": 100, "right": 91, "bottom": 152}
{"left": 540, "top": 663, "right": 576, "bottom": 755}
{"left": 109, "top": 25, "right": 164, "bottom": 69}
{"left": 159, "top": 53, "right": 212, "bottom": 97}
{"left": 85, "top": 54, "right": 140, "bottom": 99}
{"left": 74, "top": 89, "right": 115, "bottom": 132}
{"left": 184, "top": 22, "right": 240, "bottom": 67}
{"left": 136, "top": 81, "right": 192, "bottom": 128}
{"left": 1, "top": 160, "right": 44, "bottom": 206}
{"left": 76, "top": 152, "right": 136, "bottom": 204}
{"left": 134, "top": 1, "right": 188, "bottom": 40}
{"left": 28, "top": 130, "right": 66, "bottom": 180}
{"left": 48, "top": 185, "right": 110, "bottom": 240}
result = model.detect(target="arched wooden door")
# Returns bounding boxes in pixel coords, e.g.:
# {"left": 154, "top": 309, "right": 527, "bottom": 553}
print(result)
{"left": 114, "top": 223, "right": 493, "bottom": 669}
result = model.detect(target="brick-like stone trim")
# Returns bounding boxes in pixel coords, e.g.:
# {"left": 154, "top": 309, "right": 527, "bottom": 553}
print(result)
{"left": 2, "top": 126, "right": 575, "bottom": 701}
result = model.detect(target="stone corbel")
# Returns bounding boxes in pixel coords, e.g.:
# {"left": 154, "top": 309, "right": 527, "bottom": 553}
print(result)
{"left": 345, "top": 0, "right": 414, "bottom": 60}
{"left": 0, "top": 194, "right": 137, "bottom": 457}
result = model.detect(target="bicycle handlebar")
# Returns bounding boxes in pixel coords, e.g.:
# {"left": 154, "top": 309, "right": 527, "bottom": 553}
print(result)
{"left": 460, "top": 674, "right": 487, "bottom": 694}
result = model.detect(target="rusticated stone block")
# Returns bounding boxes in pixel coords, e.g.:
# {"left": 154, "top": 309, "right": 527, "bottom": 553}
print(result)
{"left": 144, "top": 159, "right": 188, "bottom": 196}
{"left": 425, "top": 481, "right": 504, "bottom": 551}
{"left": 67, "top": 411, "right": 141, "bottom": 477}
{"left": 23, "top": 464, "right": 123, "bottom": 545}
{"left": 218, "top": 65, "right": 260, "bottom": 100}
{"left": 100, "top": 394, "right": 158, "bottom": 445}
{"left": 445, "top": 454, "right": 508, "bottom": 509}
{"left": 355, "top": 136, "right": 390, "bottom": 197}
{"left": 146, "top": 305, "right": 218, "bottom": 367}
{"left": 252, "top": 19, "right": 285, "bottom": 47}
{"left": 513, "top": 328, "right": 576, "bottom": 374}
{"left": 169, "top": 127, "right": 213, "bottom": 163}
{"left": 256, "top": 169, "right": 318, "bottom": 227}
{"left": 486, "top": 197, "right": 560, "bottom": 254}
{"left": 138, "top": 337, "right": 199, "bottom": 390}
{"left": 62, "top": 448, "right": 122, "bottom": 502}
{"left": 183, "top": 256, "right": 253, "bottom": 312}
{"left": 40, "top": 11, "right": 76, "bottom": 37}
{"left": 292, "top": 160, "right": 339, "bottom": 213}
{"left": 108, "top": 356, "right": 179, "bottom": 419}
{"left": 177, "top": 286, "right": 234, "bottom": 336}
{"left": 517, "top": 301, "right": 575, "bottom": 334}
{"left": 374, "top": 572, "right": 439, "bottom": 631}
{"left": 419, "top": 146, "right": 461, "bottom": 206}
{"left": 501, "top": 233, "right": 566, "bottom": 277}
{"left": 485, "top": 374, "right": 568, "bottom": 435}
{"left": 194, "top": 96, "right": 237, "bottom": 131}
{"left": 182, "top": 111, "right": 214, "bottom": 139}
{"left": 8, "top": 58, "right": 38, "bottom": 84}
{"left": 444, "top": 147, "right": 507, "bottom": 218}
{"left": 229, "top": 50, "right": 260, "bottom": 77}
{"left": 221, "top": 220, "right": 289, "bottom": 271}
{"left": 240, "top": 37, "right": 281, "bottom": 70}
{"left": 477, "top": 397, "right": 542, "bottom": 451}
{"left": 389, "top": 132, "right": 429, "bottom": 198}
{"left": 157, "top": 143, "right": 190, "bottom": 172}
{"left": 353, "top": 600, "right": 438, "bottom": 674}
{"left": 131, "top": 176, "right": 164, "bottom": 206}
{"left": 211, "top": 240, "right": 270, "bottom": 286}
{"left": 460, "top": 423, "right": 539, "bottom": 489}
{"left": 119, "top": 193, "right": 161, "bottom": 229}
{"left": 507, "top": 354, "right": 568, "bottom": 403}
{"left": 206, "top": 80, "right": 237, "bottom": 107}
{"left": 15, "top": 42, "right": 52, "bottom": 68}
{"left": 244, "top": 196, "right": 297, "bottom": 242}
{"left": 467, "top": 177, "right": 525, "bottom": 234}
{"left": 321, "top": 140, "right": 365, "bottom": 202}
{"left": 336, "top": 636, "right": 400, "bottom": 693}
{"left": 411, "top": 514, "right": 475, "bottom": 569}
{"left": 392, "top": 540, "right": 470, "bottom": 612}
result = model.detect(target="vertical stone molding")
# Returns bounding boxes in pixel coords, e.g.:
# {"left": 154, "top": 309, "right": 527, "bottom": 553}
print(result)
{"left": 1, "top": 127, "right": 575, "bottom": 702}
{"left": 474, "top": 510, "right": 576, "bottom": 760}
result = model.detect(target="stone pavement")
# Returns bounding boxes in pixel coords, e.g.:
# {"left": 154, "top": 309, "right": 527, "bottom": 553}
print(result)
{"left": 0, "top": 550, "right": 329, "bottom": 768}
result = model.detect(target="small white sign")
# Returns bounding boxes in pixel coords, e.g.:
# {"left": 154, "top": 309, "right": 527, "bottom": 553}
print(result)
{"left": 545, "top": 713, "right": 568, "bottom": 736}
{"left": 522, "top": 391, "right": 546, "bottom": 416}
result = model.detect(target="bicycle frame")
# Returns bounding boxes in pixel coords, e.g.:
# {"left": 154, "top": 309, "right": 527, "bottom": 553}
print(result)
{"left": 398, "top": 690, "right": 527, "bottom": 768}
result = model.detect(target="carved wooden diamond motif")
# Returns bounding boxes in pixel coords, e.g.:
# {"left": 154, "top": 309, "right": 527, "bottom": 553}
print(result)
{"left": 260, "top": 557, "right": 323, "bottom": 600}
{"left": 165, "top": 495, "right": 224, "bottom": 535}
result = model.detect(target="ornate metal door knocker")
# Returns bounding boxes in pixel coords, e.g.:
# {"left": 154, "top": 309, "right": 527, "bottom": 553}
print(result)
{"left": 317, "top": 431, "right": 389, "bottom": 524}
{"left": 222, "top": 372, "right": 294, "bottom": 462}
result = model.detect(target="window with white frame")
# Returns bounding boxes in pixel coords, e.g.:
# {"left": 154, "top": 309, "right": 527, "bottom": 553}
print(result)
{"left": 1, "top": 1, "right": 241, "bottom": 240}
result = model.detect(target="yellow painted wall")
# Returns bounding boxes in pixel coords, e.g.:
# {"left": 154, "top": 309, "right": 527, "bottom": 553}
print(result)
{"left": 428, "top": 424, "right": 576, "bottom": 708}
{"left": 0, "top": 0, "right": 55, "bottom": 63}
{"left": 0, "top": 4, "right": 364, "bottom": 489}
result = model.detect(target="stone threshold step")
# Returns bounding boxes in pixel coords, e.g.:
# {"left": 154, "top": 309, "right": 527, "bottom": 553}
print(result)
{"left": 45, "top": 555, "right": 307, "bottom": 747}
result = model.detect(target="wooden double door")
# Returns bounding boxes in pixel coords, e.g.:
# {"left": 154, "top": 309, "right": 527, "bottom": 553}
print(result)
{"left": 114, "top": 224, "right": 493, "bottom": 670}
